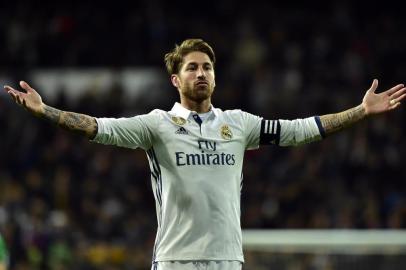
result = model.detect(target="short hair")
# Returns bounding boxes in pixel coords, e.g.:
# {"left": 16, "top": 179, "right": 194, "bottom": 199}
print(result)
{"left": 164, "top": 39, "right": 216, "bottom": 75}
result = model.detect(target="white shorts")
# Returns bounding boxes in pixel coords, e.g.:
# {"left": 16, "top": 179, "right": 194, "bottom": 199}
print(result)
{"left": 152, "top": 261, "right": 243, "bottom": 270}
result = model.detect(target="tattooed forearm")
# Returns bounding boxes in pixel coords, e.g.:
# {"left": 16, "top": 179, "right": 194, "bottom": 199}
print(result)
{"left": 319, "top": 105, "right": 366, "bottom": 136}
{"left": 43, "top": 105, "right": 61, "bottom": 123}
{"left": 40, "top": 105, "right": 97, "bottom": 138}
{"left": 61, "top": 112, "right": 98, "bottom": 138}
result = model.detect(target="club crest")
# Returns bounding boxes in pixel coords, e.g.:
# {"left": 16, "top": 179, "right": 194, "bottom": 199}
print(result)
{"left": 220, "top": 124, "right": 233, "bottom": 140}
{"left": 171, "top": 116, "right": 186, "bottom": 125}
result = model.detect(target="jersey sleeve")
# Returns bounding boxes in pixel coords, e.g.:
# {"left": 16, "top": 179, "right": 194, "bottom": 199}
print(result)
{"left": 91, "top": 110, "right": 160, "bottom": 150}
{"left": 238, "top": 111, "right": 325, "bottom": 149}
{"left": 238, "top": 110, "right": 263, "bottom": 150}
{"left": 260, "top": 116, "right": 325, "bottom": 146}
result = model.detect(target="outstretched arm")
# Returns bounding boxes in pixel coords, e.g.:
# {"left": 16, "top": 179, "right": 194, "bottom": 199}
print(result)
{"left": 4, "top": 81, "right": 98, "bottom": 139}
{"left": 320, "top": 79, "right": 406, "bottom": 136}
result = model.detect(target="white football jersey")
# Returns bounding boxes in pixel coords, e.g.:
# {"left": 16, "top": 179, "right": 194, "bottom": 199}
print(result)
{"left": 92, "top": 102, "right": 324, "bottom": 262}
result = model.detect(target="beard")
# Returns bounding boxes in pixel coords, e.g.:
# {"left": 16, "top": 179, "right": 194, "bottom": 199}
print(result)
{"left": 180, "top": 83, "right": 214, "bottom": 103}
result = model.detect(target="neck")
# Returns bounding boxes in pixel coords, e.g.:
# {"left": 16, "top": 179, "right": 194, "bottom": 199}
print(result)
{"left": 180, "top": 97, "right": 211, "bottom": 113}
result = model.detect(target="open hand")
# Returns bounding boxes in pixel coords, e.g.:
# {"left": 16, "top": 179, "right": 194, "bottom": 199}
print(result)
{"left": 4, "top": 81, "right": 44, "bottom": 116}
{"left": 362, "top": 79, "right": 406, "bottom": 116}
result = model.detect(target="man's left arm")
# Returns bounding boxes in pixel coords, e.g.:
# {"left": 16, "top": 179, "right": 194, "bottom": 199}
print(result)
{"left": 320, "top": 79, "right": 406, "bottom": 136}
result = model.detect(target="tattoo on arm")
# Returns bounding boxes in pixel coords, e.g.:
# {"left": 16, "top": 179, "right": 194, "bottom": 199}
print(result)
{"left": 41, "top": 105, "right": 98, "bottom": 138}
{"left": 43, "top": 105, "right": 61, "bottom": 123}
{"left": 319, "top": 105, "right": 366, "bottom": 136}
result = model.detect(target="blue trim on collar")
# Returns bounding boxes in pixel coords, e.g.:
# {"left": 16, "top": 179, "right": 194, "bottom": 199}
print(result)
{"left": 170, "top": 102, "right": 217, "bottom": 119}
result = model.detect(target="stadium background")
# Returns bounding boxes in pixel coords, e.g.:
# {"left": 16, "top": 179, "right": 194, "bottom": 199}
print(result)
{"left": 0, "top": 1, "right": 405, "bottom": 269}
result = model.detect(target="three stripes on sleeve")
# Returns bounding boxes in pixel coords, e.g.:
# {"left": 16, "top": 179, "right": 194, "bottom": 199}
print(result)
{"left": 260, "top": 119, "right": 281, "bottom": 145}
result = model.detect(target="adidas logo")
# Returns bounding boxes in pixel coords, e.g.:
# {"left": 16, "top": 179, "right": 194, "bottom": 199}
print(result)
{"left": 175, "top": 127, "right": 188, "bottom": 135}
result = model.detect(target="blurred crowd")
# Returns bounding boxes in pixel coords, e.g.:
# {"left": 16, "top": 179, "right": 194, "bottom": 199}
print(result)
{"left": 1, "top": 1, "right": 406, "bottom": 269}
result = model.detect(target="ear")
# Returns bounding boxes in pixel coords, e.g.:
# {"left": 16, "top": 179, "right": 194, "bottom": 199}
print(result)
{"left": 171, "top": 75, "right": 179, "bottom": 88}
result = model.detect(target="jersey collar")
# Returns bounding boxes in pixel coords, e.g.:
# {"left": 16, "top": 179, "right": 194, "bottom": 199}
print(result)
{"left": 170, "top": 102, "right": 218, "bottom": 120}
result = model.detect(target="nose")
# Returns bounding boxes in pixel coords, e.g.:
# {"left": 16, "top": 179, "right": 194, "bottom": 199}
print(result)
{"left": 196, "top": 66, "right": 206, "bottom": 79}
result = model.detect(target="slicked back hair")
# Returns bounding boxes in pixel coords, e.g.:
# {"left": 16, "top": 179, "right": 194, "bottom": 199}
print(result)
{"left": 164, "top": 39, "right": 216, "bottom": 75}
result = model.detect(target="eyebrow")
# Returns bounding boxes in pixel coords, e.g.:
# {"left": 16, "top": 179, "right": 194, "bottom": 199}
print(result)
{"left": 185, "top": 62, "right": 212, "bottom": 67}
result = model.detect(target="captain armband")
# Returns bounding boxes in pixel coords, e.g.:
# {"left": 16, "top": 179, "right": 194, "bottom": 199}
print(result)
{"left": 259, "top": 119, "right": 281, "bottom": 145}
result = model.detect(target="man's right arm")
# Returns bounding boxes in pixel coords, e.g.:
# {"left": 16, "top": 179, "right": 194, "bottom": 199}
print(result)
{"left": 41, "top": 105, "right": 98, "bottom": 139}
{"left": 4, "top": 81, "right": 97, "bottom": 139}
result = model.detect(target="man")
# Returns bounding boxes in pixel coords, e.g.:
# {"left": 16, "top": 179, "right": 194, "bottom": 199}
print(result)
{"left": 4, "top": 39, "right": 406, "bottom": 270}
